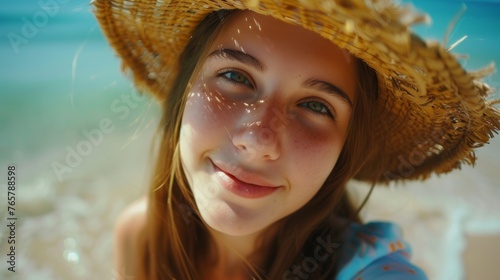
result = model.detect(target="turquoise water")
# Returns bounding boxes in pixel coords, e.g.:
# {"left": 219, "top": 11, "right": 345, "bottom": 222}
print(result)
{"left": 0, "top": 0, "right": 153, "bottom": 165}
{"left": 411, "top": 0, "right": 500, "bottom": 74}
{"left": 1, "top": 0, "right": 500, "bottom": 167}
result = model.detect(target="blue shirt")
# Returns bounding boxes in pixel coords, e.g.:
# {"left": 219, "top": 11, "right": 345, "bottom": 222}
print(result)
{"left": 336, "top": 221, "right": 427, "bottom": 280}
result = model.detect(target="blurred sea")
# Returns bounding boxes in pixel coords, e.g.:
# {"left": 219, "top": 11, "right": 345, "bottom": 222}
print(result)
{"left": 1, "top": 1, "right": 137, "bottom": 162}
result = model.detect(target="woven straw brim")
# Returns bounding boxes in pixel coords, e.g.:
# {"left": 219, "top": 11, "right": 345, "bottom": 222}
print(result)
{"left": 93, "top": 0, "right": 500, "bottom": 182}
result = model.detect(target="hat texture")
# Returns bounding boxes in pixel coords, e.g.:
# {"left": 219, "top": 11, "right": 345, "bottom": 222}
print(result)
{"left": 93, "top": 0, "right": 500, "bottom": 182}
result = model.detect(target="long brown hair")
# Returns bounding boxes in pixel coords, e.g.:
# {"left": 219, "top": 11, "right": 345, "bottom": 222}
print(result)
{"left": 140, "top": 9, "right": 379, "bottom": 280}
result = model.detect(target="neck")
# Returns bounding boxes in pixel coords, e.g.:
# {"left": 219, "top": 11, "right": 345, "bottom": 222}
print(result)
{"left": 201, "top": 227, "right": 276, "bottom": 280}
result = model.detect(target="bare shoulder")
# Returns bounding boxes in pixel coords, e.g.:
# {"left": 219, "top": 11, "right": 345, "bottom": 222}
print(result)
{"left": 115, "top": 196, "right": 147, "bottom": 234}
{"left": 113, "top": 196, "right": 147, "bottom": 279}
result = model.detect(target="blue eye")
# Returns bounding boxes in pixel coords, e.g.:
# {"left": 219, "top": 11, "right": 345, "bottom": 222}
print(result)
{"left": 300, "top": 100, "right": 335, "bottom": 119}
{"left": 220, "top": 71, "right": 253, "bottom": 88}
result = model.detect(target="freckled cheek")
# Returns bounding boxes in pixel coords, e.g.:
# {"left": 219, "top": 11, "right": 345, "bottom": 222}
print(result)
{"left": 289, "top": 130, "right": 342, "bottom": 183}
{"left": 181, "top": 86, "right": 238, "bottom": 137}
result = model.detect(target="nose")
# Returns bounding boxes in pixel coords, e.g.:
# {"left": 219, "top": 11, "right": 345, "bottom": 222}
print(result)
{"left": 232, "top": 106, "right": 282, "bottom": 161}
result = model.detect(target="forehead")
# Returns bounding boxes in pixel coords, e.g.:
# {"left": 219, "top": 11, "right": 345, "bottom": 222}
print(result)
{"left": 207, "top": 10, "right": 357, "bottom": 100}
{"left": 213, "top": 10, "right": 353, "bottom": 60}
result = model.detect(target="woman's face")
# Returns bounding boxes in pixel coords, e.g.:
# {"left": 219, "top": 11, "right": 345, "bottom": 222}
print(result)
{"left": 180, "top": 11, "right": 356, "bottom": 237}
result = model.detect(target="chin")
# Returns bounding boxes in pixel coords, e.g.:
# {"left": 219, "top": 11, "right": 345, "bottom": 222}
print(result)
{"left": 197, "top": 198, "right": 274, "bottom": 237}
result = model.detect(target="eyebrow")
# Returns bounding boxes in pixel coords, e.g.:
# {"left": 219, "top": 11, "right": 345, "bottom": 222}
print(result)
{"left": 303, "top": 78, "right": 353, "bottom": 108}
{"left": 207, "top": 49, "right": 265, "bottom": 71}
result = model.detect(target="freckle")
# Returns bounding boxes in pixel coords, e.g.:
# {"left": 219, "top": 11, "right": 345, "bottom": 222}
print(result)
{"left": 382, "top": 266, "right": 390, "bottom": 271}
{"left": 408, "top": 269, "right": 416, "bottom": 274}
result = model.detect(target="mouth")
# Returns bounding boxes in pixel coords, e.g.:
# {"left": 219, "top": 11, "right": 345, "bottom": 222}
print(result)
{"left": 211, "top": 160, "right": 280, "bottom": 199}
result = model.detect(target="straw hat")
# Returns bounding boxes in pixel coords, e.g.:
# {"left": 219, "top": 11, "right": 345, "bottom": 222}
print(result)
{"left": 93, "top": 0, "right": 500, "bottom": 182}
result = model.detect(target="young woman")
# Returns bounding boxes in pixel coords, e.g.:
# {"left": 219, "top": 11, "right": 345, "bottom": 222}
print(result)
{"left": 93, "top": 1, "right": 500, "bottom": 279}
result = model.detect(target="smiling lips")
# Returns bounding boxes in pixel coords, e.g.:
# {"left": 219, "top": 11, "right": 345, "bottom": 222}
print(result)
{"left": 212, "top": 161, "right": 280, "bottom": 199}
